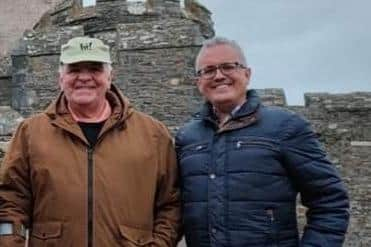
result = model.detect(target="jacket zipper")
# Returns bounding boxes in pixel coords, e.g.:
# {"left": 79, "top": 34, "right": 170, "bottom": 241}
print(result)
{"left": 85, "top": 127, "right": 115, "bottom": 247}
{"left": 236, "top": 140, "right": 277, "bottom": 150}
{"left": 87, "top": 147, "right": 94, "bottom": 247}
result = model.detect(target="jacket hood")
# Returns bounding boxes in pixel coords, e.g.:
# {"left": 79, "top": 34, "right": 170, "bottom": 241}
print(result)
{"left": 45, "top": 84, "right": 133, "bottom": 126}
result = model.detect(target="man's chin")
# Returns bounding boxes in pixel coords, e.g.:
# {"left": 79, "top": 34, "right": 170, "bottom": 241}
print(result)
{"left": 209, "top": 95, "right": 234, "bottom": 106}
{"left": 70, "top": 98, "right": 96, "bottom": 106}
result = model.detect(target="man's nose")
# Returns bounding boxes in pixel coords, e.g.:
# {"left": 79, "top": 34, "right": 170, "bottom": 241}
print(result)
{"left": 77, "top": 70, "right": 93, "bottom": 80}
{"left": 214, "top": 68, "right": 226, "bottom": 81}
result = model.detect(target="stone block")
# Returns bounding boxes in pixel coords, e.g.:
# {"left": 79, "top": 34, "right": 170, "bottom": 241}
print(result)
{"left": 117, "top": 19, "right": 203, "bottom": 50}
{"left": 16, "top": 26, "right": 84, "bottom": 56}
{"left": 0, "top": 77, "right": 11, "bottom": 106}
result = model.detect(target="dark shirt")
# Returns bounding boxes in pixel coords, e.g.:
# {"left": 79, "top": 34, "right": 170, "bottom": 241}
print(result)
{"left": 78, "top": 121, "right": 105, "bottom": 146}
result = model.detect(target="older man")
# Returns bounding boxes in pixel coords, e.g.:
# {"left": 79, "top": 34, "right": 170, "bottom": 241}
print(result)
{"left": 0, "top": 37, "right": 181, "bottom": 246}
{"left": 175, "top": 37, "right": 349, "bottom": 246}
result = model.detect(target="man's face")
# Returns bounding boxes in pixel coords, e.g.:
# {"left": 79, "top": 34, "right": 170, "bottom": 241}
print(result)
{"left": 196, "top": 44, "right": 251, "bottom": 109}
{"left": 59, "top": 62, "right": 112, "bottom": 109}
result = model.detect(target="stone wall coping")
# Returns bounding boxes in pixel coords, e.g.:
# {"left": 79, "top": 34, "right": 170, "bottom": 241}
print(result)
{"left": 304, "top": 92, "right": 371, "bottom": 111}
{"left": 350, "top": 141, "right": 371, "bottom": 147}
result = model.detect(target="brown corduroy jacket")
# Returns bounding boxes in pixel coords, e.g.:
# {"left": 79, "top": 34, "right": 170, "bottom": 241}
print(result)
{"left": 0, "top": 85, "right": 181, "bottom": 246}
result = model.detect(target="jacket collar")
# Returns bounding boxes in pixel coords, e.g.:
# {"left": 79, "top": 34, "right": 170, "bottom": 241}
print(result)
{"left": 45, "top": 84, "right": 132, "bottom": 122}
{"left": 198, "top": 89, "right": 260, "bottom": 119}
{"left": 197, "top": 89, "right": 261, "bottom": 132}
{"left": 44, "top": 84, "right": 133, "bottom": 144}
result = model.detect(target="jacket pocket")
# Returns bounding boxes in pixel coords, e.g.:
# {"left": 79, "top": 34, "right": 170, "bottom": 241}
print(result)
{"left": 29, "top": 222, "right": 62, "bottom": 247}
{"left": 179, "top": 142, "right": 209, "bottom": 160}
{"left": 119, "top": 224, "right": 153, "bottom": 246}
{"left": 178, "top": 142, "right": 209, "bottom": 178}
{"left": 233, "top": 137, "right": 279, "bottom": 152}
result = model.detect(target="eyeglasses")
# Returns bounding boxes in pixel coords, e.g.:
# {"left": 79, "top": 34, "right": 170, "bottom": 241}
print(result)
{"left": 196, "top": 62, "right": 246, "bottom": 79}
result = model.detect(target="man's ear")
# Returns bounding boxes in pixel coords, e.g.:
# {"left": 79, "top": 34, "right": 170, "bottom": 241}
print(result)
{"left": 58, "top": 74, "right": 64, "bottom": 91}
{"left": 108, "top": 70, "right": 114, "bottom": 89}
{"left": 244, "top": 67, "right": 252, "bottom": 88}
{"left": 245, "top": 67, "right": 252, "bottom": 80}
{"left": 195, "top": 76, "right": 201, "bottom": 87}
{"left": 109, "top": 70, "right": 115, "bottom": 82}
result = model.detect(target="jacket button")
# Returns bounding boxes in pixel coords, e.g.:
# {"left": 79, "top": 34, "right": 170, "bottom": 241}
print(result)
{"left": 209, "top": 173, "right": 216, "bottom": 179}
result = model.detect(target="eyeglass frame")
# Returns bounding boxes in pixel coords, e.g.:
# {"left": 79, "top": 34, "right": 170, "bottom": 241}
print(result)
{"left": 196, "top": 62, "right": 247, "bottom": 79}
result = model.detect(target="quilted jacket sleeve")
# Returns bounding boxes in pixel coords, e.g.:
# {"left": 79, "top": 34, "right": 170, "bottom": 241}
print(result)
{"left": 281, "top": 114, "right": 350, "bottom": 247}
{"left": 0, "top": 121, "right": 32, "bottom": 247}
{"left": 151, "top": 123, "right": 182, "bottom": 247}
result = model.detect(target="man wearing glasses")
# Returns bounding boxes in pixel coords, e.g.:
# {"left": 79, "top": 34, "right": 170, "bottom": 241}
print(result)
{"left": 175, "top": 37, "right": 349, "bottom": 246}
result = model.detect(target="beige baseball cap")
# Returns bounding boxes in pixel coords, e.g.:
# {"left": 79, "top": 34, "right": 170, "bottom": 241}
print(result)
{"left": 60, "top": 37, "right": 112, "bottom": 64}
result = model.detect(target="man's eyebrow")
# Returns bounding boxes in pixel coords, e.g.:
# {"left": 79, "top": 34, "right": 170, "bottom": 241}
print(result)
{"left": 201, "top": 65, "right": 217, "bottom": 70}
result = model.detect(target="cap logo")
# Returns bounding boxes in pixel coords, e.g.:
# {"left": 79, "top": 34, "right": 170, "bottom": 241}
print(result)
{"left": 80, "top": 42, "right": 92, "bottom": 51}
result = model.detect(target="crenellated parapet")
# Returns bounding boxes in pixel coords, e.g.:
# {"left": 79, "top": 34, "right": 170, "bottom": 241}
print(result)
{"left": 182, "top": 0, "right": 214, "bottom": 38}
{"left": 34, "top": 0, "right": 214, "bottom": 36}
{"left": 304, "top": 92, "right": 371, "bottom": 112}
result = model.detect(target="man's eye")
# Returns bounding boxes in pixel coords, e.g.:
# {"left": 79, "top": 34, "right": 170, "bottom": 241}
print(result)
{"left": 90, "top": 68, "right": 101, "bottom": 72}
{"left": 67, "top": 68, "right": 79, "bottom": 73}
{"left": 221, "top": 64, "right": 236, "bottom": 71}
{"left": 90, "top": 66, "right": 104, "bottom": 73}
{"left": 203, "top": 67, "right": 216, "bottom": 75}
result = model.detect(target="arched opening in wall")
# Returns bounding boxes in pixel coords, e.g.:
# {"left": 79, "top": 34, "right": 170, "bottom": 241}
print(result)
{"left": 83, "top": 0, "right": 96, "bottom": 7}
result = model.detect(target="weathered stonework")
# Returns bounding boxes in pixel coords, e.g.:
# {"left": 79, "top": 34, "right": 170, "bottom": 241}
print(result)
{"left": 0, "top": 107, "right": 24, "bottom": 136}
{"left": 0, "top": 107, "right": 23, "bottom": 165}
{"left": 291, "top": 93, "right": 371, "bottom": 246}
{"left": 0, "top": 0, "right": 370, "bottom": 246}
{"left": 0, "top": 56, "right": 12, "bottom": 106}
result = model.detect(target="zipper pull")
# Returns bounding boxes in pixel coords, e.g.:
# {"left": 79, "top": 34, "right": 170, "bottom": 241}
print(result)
{"left": 236, "top": 141, "right": 242, "bottom": 148}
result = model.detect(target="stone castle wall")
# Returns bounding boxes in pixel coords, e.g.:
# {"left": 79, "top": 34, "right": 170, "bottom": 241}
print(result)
{"left": 0, "top": 0, "right": 370, "bottom": 246}
{"left": 291, "top": 93, "right": 371, "bottom": 246}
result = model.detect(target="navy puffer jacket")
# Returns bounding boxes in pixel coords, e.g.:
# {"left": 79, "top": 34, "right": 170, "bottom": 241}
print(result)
{"left": 175, "top": 90, "right": 349, "bottom": 247}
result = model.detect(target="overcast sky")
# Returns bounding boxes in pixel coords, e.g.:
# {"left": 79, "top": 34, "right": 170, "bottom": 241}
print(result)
{"left": 83, "top": 0, "right": 371, "bottom": 105}
{"left": 197, "top": 0, "right": 371, "bottom": 105}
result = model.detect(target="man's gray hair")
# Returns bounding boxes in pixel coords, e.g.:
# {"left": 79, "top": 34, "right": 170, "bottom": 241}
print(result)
{"left": 195, "top": 36, "right": 247, "bottom": 71}
{"left": 58, "top": 63, "right": 112, "bottom": 74}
